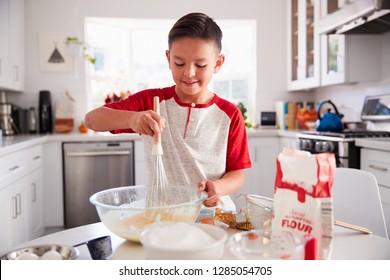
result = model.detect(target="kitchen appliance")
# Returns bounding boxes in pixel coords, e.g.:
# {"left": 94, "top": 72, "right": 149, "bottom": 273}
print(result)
{"left": 316, "top": 100, "right": 343, "bottom": 132}
{"left": 63, "top": 141, "right": 135, "bottom": 228}
{"left": 260, "top": 111, "right": 277, "bottom": 127}
{"left": 0, "top": 103, "right": 18, "bottom": 136}
{"left": 297, "top": 94, "right": 390, "bottom": 168}
{"left": 11, "top": 105, "right": 28, "bottom": 134}
{"left": 39, "top": 90, "right": 53, "bottom": 133}
{"left": 27, "top": 107, "right": 37, "bottom": 133}
{"left": 318, "top": 0, "right": 390, "bottom": 34}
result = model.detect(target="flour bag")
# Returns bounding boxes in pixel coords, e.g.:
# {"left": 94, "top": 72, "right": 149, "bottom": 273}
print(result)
{"left": 272, "top": 148, "right": 336, "bottom": 260}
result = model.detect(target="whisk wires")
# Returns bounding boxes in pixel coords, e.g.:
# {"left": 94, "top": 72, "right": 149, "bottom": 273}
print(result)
{"left": 145, "top": 96, "right": 169, "bottom": 207}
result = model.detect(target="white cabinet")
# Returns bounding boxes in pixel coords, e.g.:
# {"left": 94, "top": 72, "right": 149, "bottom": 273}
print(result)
{"left": 0, "top": 0, "right": 25, "bottom": 91}
{"left": 287, "top": 0, "right": 320, "bottom": 91}
{"left": 0, "top": 176, "right": 29, "bottom": 253}
{"left": 29, "top": 168, "right": 44, "bottom": 239}
{"left": 0, "top": 144, "right": 44, "bottom": 253}
{"left": 288, "top": 0, "right": 382, "bottom": 90}
{"left": 361, "top": 148, "right": 390, "bottom": 237}
{"left": 42, "top": 141, "right": 64, "bottom": 228}
{"left": 134, "top": 140, "right": 146, "bottom": 185}
{"left": 320, "top": 34, "right": 381, "bottom": 86}
{"left": 279, "top": 135, "right": 299, "bottom": 151}
{"left": 232, "top": 137, "right": 280, "bottom": 210}
{"left": 0, "top": 0, "right": 11, "bottom": 87}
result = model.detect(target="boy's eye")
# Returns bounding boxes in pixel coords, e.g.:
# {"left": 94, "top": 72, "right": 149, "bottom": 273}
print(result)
{"left": 174, "top": 62, "right": 184, "bottom": 67}
{"left": 196, "top": 64, "right": 207, "bottom": 68}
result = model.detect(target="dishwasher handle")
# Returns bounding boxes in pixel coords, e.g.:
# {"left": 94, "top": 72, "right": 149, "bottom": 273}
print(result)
{"left": 66, "top": 150, "right": 132, "bottom": 157}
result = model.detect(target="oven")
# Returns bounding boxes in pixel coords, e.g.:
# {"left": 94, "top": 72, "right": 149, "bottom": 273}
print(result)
{"left": 297, "top": 131, "right": 390, "bottom": 168}
{"left": 297, "top": 94, "right": 390, "bottom": 168}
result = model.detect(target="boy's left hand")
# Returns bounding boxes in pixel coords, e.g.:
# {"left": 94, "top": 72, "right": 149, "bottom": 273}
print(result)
{"left": 198, "top": 181, "right": 222, "bottom": 207}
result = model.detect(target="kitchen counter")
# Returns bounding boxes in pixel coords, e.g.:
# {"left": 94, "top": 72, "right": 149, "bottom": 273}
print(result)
{"left": 0, "top": 132, "right": 142, "bottom": 157}
{"left": 0, "top": 129, "right": 300, "bottom": 157}
{"left": 9, "top": 222, "right": 390, "bottom": 260}
{"left": 355, "top": 138, "right": 390, "bottom": 152}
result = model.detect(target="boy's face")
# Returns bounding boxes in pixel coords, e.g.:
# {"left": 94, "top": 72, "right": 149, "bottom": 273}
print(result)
{"left": 166, "top": 37, "right": 224, "bottom": 103}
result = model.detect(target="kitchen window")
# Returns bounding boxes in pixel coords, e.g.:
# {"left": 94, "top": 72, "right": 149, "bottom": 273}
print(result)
{"left": 85, "top": 18, "right": 256, "bottom": 114}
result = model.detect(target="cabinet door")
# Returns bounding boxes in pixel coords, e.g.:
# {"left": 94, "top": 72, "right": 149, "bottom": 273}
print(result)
{"left": 0, "top": 183, "right": 14, "bottom": 253}
{"left": 378, "top": 185, "right": 390, "bottom": 237}
{"left": 0, "top": 0, "right": 11, "bottom": 88}
{"left": 280, "top": 136, "right": 298, "bottom": 150}
{"left": 287, "top": 0, "right": 320, "bottom": 91}
{"left": 320, "top": 34, "right": 381, "bottom": 86}
{"left": 29, "top": 168, "right": 44, "bottom": 240}
{"left": 135, "top": 140, "right": 146, "bottom": 185}
{"left": 232, "top": 137, "right": 280, "bottom": 210}
{"left": 0, "top": 177, "right": 29, "bottom": 253}
{"left": 8, "top": 0, "right": 24, "bottom": 91}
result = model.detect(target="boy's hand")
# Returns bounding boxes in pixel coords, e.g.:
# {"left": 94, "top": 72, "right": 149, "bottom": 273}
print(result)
{"left": 131, "top": 110, "right": 165, "bottom": 136}
{"left": 198, "top": 180, "right": 222, "bottom": 207}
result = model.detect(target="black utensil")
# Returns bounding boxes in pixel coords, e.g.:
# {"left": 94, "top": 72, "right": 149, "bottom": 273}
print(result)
{"left": 74, "top": 235, "right": 112, "bottom": 260}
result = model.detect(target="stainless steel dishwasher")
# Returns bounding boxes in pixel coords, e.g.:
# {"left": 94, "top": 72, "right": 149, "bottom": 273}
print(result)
{"left": 63, "top": 141, "right": 135, "bottom": 228}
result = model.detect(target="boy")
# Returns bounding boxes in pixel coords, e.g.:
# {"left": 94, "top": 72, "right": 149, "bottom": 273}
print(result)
{"left": 84, "top": 12, "right": 251, "bottom": 210}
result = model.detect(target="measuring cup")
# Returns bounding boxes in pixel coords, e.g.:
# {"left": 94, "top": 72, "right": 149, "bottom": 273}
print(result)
{"left": 74, "top": 235, "right": 112, "bottom": 260}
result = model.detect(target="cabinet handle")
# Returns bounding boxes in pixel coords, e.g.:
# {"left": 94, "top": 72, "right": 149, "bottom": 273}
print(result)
{"left": 368, "top": 164, "right": 388, "bottom": 172}
{"left": 254, "top": 147, "right": 258, "bottom": 162}
{"left": 12, "top": 197, "right": 17, "bottom": 219}
{"left": 32, "top": 155, "right": 41, "bottom": 161}
{"left": 9, "top": 165, "right": 20, "bottom": 172}
{"left": 13, "top": 65, "right": 19, "bottom": 81}
{"left": 66, "top": 151, "right": 131, "bottom": 157}
{"left": 16, "top": 193, "right": 22, "bottom": 216}
{"left": 31, "top": 183, "right": 37, "bottom": 202}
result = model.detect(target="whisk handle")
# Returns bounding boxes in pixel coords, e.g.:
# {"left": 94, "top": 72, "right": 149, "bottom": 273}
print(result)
{"left": 152, "top": 96, "right": 163, "bottom": 155}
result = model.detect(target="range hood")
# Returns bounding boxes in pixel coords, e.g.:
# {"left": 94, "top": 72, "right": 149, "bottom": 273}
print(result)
{"left": 317, "top": 0, "right": 390, "bottom": 34}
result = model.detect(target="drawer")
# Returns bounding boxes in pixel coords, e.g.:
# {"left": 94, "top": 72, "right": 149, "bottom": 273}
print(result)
{"left": 0, "top": 151, "right": 29, "bottom": 189}
{"left": 0, "top": 145, "right": 43, "bottom": 190}
{"left": 28, "top": 144, "right": 43, "bottom": 171}
{"left": 361, "top": 149, "right": 390, "bottom": 188}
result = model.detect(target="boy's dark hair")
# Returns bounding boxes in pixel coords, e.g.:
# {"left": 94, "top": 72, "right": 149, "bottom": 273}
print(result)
{"left": 168, "top": 12, "right": 222, "bottom": 52}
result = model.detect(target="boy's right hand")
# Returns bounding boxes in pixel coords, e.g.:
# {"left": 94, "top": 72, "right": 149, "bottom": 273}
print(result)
{"left": 131, "top": 110, "right": 165, "bottom": 137}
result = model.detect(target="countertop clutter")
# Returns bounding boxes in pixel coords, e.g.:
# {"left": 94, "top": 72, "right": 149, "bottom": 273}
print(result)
{"left": 11, "top": 222, "right": 390, "bottom": 260}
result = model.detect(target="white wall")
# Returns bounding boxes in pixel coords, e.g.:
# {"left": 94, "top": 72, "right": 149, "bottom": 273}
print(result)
{"left": 7, "top": 0, "right": 297, "bottom": 128}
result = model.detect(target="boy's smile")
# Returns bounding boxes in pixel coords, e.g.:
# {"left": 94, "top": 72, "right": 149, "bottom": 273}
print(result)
{"left": 166, "top": 37, "right": 224, "bottom": 104}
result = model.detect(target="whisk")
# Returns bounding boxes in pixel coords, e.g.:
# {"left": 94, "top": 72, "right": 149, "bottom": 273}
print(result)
{"left": 145, "top": 96, "right": 169, "bottom": 207}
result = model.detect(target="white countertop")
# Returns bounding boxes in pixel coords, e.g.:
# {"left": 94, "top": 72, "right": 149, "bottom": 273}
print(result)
{"left": 9, "top": 222, "right": 390, "bottom": 260}
{"left": 355, "top": 138, "right": 390, "bottom": 152}
{"left": 0, "top": 132, "right": 142, "bottom": 157}
{"left": 0, "top": 129, "right": 300, "bottom": 157}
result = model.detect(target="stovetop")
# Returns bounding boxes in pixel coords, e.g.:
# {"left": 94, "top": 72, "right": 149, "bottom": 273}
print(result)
{"left": 300, "top": 130, "right": 390, "bottom": 139}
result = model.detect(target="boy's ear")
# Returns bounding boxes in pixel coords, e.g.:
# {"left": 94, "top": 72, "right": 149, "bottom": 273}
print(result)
{"left": 213, "top": 54, "right": 225, "bottom": 74}
{"left": 165, "top": 50, "right": 171, "bottom": 68}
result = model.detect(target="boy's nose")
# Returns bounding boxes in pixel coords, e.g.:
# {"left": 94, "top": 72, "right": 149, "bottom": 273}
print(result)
{"left": 184, "top": 65, "right": 196, "bottom": 77}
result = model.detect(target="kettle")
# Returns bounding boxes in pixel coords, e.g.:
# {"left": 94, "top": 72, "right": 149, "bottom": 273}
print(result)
{"left": 316, "top": 100, "right": 344, "bottom": 132}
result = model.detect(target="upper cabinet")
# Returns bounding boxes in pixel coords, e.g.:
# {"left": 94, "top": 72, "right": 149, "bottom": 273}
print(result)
{"left": 320, "top": 33, "right": 381, "bottom": 86}
{"left": 287, "top": 0, "right": 320, "bottom": 91}
{"left": 0, "top": 0, "right": 25, "bottom": 92}
{"left": 317, "top": 0, "right": 383, "bottom": 87}
{"left": 288, "top": 0, "right": 384, "bottom": 91}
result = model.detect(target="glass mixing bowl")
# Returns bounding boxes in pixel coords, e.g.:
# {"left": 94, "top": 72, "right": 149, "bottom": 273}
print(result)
{"left": 228, "top": 229, "right": 305, "bottom": 260}
{"left": 90, "top": 185, "right": 207, "bottom": 242}
{"left": 245, "top": 194, "right": 274, "bottom": 230}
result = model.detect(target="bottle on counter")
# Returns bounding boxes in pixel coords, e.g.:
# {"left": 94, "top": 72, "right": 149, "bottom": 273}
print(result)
{"left": 28, "top": 107, "right": 37, "bottom": 134}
